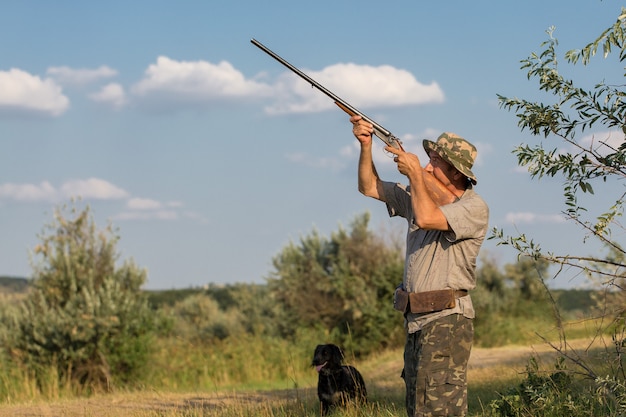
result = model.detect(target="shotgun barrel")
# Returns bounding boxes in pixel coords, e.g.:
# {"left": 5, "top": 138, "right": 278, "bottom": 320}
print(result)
{"left": 250, "top": 38, "right": 403, "bottom": 150}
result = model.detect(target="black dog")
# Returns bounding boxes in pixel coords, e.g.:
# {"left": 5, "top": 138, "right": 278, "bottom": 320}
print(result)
{"left": 311, "top": 344, "right": 367, "bottom": 415}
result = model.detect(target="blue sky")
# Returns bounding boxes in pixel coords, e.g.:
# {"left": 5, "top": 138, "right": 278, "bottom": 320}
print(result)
{"left": 1, "top": 1, "right": 622, "bottom": 289}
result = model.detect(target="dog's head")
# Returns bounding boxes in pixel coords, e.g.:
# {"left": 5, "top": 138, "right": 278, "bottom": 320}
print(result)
{"left": 312, "top": 344, "right": 344, "bottom": 373}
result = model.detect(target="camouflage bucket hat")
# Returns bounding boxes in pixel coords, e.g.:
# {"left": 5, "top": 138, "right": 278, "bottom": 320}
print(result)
{"left": 423, "top": 132, "right": 477, "bottom": 184}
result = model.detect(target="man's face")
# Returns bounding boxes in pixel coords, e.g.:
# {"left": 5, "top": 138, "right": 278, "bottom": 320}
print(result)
{"left": 425, "top": 151, "right": 457, "bottom": 185}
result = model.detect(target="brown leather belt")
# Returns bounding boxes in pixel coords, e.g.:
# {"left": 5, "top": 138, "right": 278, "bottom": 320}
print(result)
{"left": 394, "top": 288, "right": 469, "bottom": 314}
{"left": 453, "top": 290, "right": 468, "bottom": 298}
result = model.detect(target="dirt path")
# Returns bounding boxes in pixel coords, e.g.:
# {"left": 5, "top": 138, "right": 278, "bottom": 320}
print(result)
{"left": 1, "top": 389, "right": 310, "bottom": 417}
{"left": 0, "top": 339, "right": 602, "bottom": 417}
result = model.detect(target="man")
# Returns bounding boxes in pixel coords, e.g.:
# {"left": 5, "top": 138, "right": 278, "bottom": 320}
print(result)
{"left": 351, "top": 115, "right": 489, "bottom": 417}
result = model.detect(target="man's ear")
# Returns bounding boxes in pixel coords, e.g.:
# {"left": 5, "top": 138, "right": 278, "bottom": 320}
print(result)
{"left": 452, "top": 170, "right": 469, "bottom": 189}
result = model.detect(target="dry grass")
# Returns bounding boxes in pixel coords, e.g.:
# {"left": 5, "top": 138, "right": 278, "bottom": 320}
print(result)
{"left": 0, "top": 389, "right": 316, "bottom": 417}
{"left": 0, "top": 338, "right": 605, "bottom": 417}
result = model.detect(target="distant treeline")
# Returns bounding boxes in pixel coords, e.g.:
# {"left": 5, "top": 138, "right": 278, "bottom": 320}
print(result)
{"left": 0, "top": 275, "right": 598, "bottom": 316}
{"left": 146, "top": 285, "right": 597, "bottom": 314}
{"left": 0, "top": 276, "right": 29, "bottom": 293}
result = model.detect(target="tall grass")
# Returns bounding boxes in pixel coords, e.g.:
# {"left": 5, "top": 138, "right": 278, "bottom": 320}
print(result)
{"left": 0, "top": 298, "right": 616, "bottom": 415}
{"left": 0, "top": 335, "right": 614, "bottom": 416}
{"left": 143, "top": 334, "right": 318, "bottom": 392}
{"left": 0, "top": 344, "right": 542, "bottom": 416}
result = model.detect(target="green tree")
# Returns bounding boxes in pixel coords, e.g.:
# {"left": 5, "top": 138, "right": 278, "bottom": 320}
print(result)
{"left": 6, "top": 203, "right": 154, "bottom": 392}
{"left": 476, "top": 254, "right": 507, "bottom": 295}
{"left": 490, "top": 8, "right": 626, "bottom": 415}
{"left": 472, "top": 256, "right": 554, "bottom": 347}
{"left": 494, "top": 17, "right": 626, "bottom": 285}
{"left": 268, "top": 212, "right": 404, "bottom": 356}
{"left": 168, "top": 293, "right": 244, "bottom": 341}
{"left": 206, "top": 283, "right": 282, "bottom": 336}
{"left": 505, "top": 257, "right": 550, "bottom": 300}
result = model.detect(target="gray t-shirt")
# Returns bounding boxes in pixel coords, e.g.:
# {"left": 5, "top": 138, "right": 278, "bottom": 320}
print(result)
{"left": 382, "top": 181, "right": 489, "bottom": 333}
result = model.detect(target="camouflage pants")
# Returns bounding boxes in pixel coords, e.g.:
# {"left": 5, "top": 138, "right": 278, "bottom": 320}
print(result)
{"left": 402, "top": 314, "right": 473, "bottom": 417}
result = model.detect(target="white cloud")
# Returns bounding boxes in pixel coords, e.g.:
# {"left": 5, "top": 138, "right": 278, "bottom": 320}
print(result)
{"left": 181, "top": 210, "right": 208, "bottom": 224}
{"left": 265, "top": 63, "right": 444, "bottom": 115}
{"left": 127, "top": 197, "right": 162, "bottom": 210}
{"left": 166, "top": 200, "right": 184, "bottom": 208}
{"left": 285, "top": 152, "right": 346, "bottom": 171}
{"left": 47, "top": 65, "right": 118, "bottom": 85}
{"left": 0, "top": 58, "right": 446, "bottom": 119}
{"left": 0, "top": 178, "right": 203, "bottom": 223}
{"left": 0, "top": 178, "right": 128, "bottom": 202}
{"left": 512, "top": 165, "right": 530, "bottom": 174}
{"left": 114, "top": 210, "right": 178, "bottom": 221}
{"left": 579, "top": 130, "right": 625, "bottom": 156}
{"left": 89, "top": 83, "right": 127, "bottom": 109}
{"left": 0, "top": 68, "right": 69, "bottom": 116}
{"left": 129, "top": 57, "right": 443, "bottom": 114}
{"left": 505, "top": 212, "right": 566, "bottom": 224}
{"left": 0, "top": 181, "right": 57, "bottom": 202}
{"left": 117, "top": 198, "right": 194, "bottom": 222}
{"left": 131, "top": 56, "right": 272, "bottom": 104}
{"left": 472, "top": 141, "right": 492, "bottom": 167}
{"left": 59, "top": 178, "right": 129, "bottom": 200}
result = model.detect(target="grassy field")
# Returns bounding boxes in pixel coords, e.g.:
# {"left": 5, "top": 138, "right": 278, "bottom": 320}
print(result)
{"left": 0, "top": 338, "right": 603, "bottom": 417}
{"left": 0, "top": 277, "right": 612, "bottom": 416}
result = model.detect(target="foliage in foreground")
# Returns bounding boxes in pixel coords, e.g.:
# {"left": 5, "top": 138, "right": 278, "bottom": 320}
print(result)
{"left": 488, "top": 352, "right": 626, "bottom": 417}
{"left": 491, "top": 6, "right": 626, "bottom": 417}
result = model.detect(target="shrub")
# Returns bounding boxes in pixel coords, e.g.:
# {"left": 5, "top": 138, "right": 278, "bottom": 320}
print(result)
{"left": 3, "top": 203, "right": 155, "bottom": 393}
{"left": 168, "top": 293, "right": 245, "bottom": 341}
{"left": 268, "top": 212, "right": 405, "bottom": 356}
{"left": 487, "top": 355, "right": 626, "bottom": 417}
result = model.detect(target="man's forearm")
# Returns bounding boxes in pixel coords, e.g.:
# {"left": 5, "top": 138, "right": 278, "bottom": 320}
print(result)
{"left": 408, "top": 170, "right": 451, "bottom": 230}
{"left": 422, "top": 171, "right": 457, "bottom": 206}
{"left": 358, "top": 143, "right": 383, "bottom": 199}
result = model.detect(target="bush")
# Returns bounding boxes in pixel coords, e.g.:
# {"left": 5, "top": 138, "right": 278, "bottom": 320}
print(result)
{"left": 1, "top": 203, "right": 155, "bottom": 393}
{"left": 268, "top": 212, "right": 405, "bottom": 356}
{"left": 167, "top": 293, "right": 244, "bottom": 341}
{"left": 488, "top": 356, "right": 626, "bottom": 417}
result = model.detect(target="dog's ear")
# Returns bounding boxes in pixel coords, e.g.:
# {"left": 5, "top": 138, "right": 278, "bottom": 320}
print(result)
{"left": 312, "top": 345, "right": 323, "bottom": 359}
{"left": 330, "top": 344, "right": 344, "bottom": 364}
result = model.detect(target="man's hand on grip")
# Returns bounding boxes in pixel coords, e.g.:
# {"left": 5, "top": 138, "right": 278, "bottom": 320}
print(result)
{"left": 351, "top": 115, "right": 374, "bottom": 146}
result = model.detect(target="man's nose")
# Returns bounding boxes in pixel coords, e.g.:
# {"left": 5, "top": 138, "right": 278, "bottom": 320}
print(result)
{"left": 424, "top": 162, "right": 434, "bottom": 173}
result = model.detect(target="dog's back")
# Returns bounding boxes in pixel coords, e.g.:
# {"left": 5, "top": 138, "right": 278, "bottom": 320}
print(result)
{"left": 312, "top": 344, "right": 367, "bottom": 415}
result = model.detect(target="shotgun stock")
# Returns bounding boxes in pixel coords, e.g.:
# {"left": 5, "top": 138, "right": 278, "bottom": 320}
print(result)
{"left": 251, "top": 38, "right": 404, "bottom": 151}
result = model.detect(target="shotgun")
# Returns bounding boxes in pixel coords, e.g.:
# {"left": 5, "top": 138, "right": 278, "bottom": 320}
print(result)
{"left": 250, "top": 38, "right": 404, "bottom": 151}
{"left": 251, "top": 39, "right": 456, "bottom": 205}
